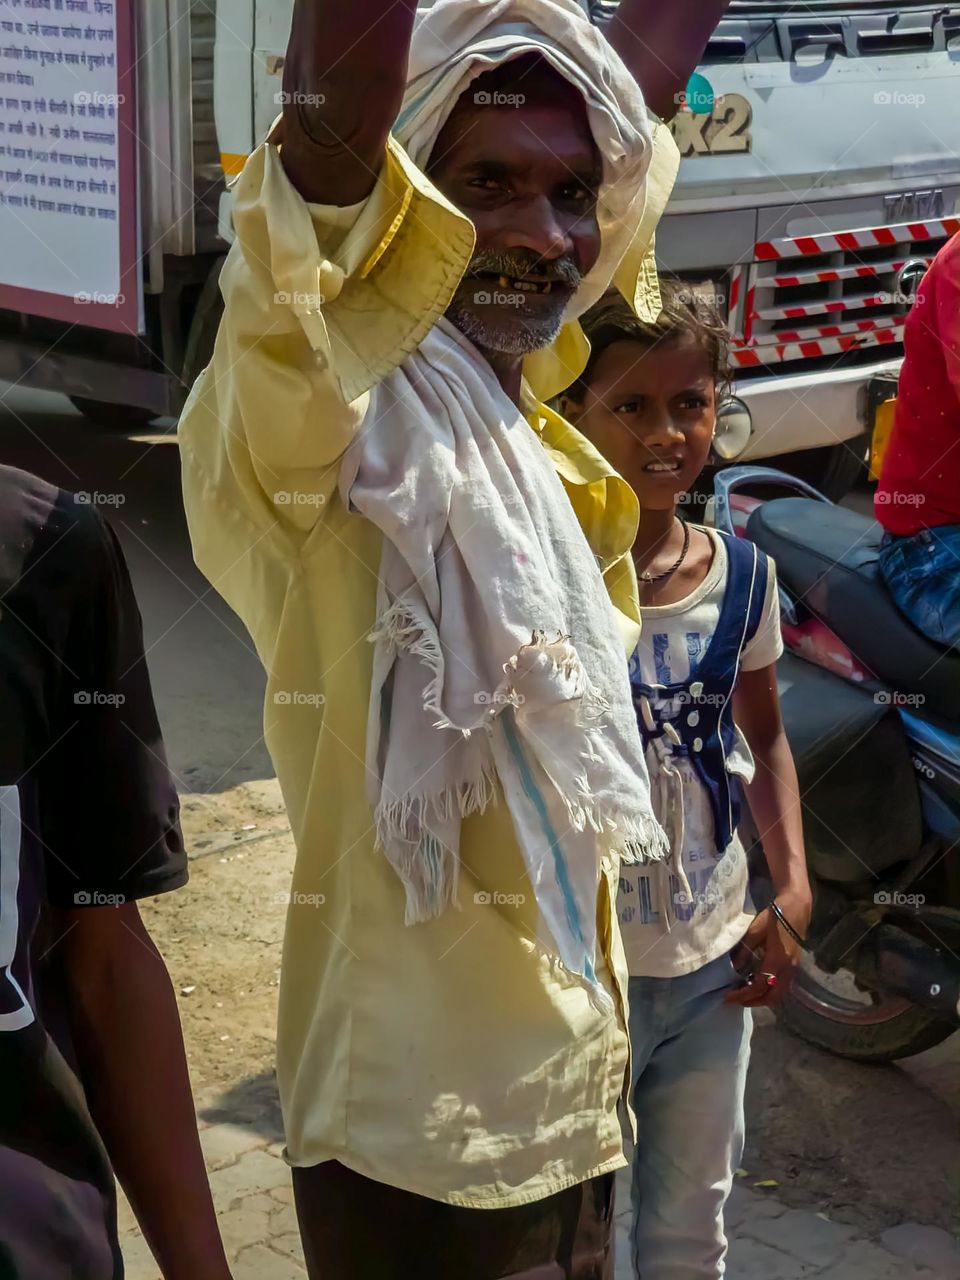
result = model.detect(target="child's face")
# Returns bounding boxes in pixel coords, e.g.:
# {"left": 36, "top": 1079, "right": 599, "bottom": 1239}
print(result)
{"left": 571, "top": 334, "right": 717, "bottom": 510}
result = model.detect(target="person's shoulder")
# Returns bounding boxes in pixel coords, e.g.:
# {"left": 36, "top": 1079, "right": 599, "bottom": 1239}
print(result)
{"left": 941, "top": 230, "right": 960, "bottom": 266}
{"left": 0, "top": 463, "right": 60, "bottom": 538}
{"left": 0, "top": 464, "right": 115, "bottom": 593}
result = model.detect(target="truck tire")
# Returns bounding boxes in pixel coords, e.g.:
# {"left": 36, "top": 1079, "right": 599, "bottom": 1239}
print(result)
{"left": 69, "top": 397, "right": 157, "bottom": 432}
{"left": 770, "top": 435, "right": 868, "bottom": 502}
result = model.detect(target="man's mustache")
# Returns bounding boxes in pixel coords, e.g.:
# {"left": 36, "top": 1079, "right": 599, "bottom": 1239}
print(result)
{"left": 465, "top": 249, "right": 583, "bottom": 289}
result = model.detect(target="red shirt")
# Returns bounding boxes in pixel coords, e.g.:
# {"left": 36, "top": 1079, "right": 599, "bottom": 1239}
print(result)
{"left": 875, "top": 231, "right": 960, "bottom": 536}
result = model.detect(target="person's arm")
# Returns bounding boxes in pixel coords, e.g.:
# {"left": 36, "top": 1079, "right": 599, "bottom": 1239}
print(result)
{"left": 38, "top": 504, "right": 226, "bottom": 1276}
{"left": 726, "top": 663, "right": 812, "bottom": 1008}
{"left": 280, "top": 0, "right": 419, "bottom": 205}
{"left": 53, "top": 903, "right": 230, "bottom": 1280}
{"left": 604, "top": 0, "right": 732, "bottom": 121}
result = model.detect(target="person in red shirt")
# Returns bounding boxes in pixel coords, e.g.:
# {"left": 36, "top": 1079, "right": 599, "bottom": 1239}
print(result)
{"left": 875, "top": 231, "right": 960, "bottom": 647}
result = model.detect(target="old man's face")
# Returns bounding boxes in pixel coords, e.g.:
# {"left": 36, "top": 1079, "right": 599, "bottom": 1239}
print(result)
{"left": 428, "top": 64, "right": 602, "bottom": 356}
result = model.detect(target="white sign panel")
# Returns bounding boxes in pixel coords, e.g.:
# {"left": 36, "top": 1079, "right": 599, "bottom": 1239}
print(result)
{"left": 0, "top": 0, "right": 140, "bottom": 332}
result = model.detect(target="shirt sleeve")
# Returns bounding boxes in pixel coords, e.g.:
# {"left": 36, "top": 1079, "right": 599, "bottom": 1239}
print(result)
{"left": 39, "top": 507, "right": 187, "bottom": 909}
{"left": 739, "top": 555, "right": 784, "bottom": 672}
{"left": 179, "top": 130, "right": 475, "bottom": 547}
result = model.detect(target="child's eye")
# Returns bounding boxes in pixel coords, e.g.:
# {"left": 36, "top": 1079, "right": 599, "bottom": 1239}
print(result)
{"left": 613, "top": 401, "right": 641, "bottom": 414}
{"left": 679, "top": 395, "right": 709, "bottom": 411}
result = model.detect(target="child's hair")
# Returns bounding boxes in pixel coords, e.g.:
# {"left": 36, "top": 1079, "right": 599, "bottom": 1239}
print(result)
{"left": 568, "top": 278, "right": 732, "bottom": 402}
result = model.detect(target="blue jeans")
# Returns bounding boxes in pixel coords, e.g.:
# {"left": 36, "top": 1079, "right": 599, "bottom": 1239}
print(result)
{"left": 879, "top": 526, "right": 960, "bottom": 648}
{"left": 627, "top": 956, "right": 752, "bottom": 1280}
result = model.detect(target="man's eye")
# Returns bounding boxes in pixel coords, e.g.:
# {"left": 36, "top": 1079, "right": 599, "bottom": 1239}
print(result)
{"left": 469, "top": 177, "right": 507, "bottom": 192}
{"left": 559, "top": 184, "right": 594, "bottom": 205}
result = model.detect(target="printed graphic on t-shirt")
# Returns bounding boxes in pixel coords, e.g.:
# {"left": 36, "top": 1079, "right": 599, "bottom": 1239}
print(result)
{"left": 0, "top": 786, "right": 33, "bottom": 1032}
{"left": 618, "top": 531, "right": 782, "bottom": 977}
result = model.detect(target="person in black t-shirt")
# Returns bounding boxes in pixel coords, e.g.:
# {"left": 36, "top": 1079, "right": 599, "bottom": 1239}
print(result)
{"left": 0, "top": 465, "right": 231, "bottom": 1279}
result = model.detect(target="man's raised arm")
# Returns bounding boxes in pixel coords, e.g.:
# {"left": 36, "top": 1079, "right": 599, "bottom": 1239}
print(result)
{"left": 280, "top": 0, "right": 419, "bottom": 206}
{"left": 604, "top": 0, "right": 732, "bottom": 122}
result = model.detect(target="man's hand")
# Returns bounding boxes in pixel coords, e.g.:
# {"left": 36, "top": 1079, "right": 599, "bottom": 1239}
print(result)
{"left": 604, "top": 1, "right": 732, "bottom": 121}
{"left": 280, "top": 0, "right": 419, "bottom": 205}
{"left": 725, "top": 887, "right": 813, "bottom": 1008}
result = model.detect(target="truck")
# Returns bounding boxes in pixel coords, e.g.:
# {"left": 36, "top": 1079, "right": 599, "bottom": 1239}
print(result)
{"left": 1, "top": 0, "right": 958, "bottom": 497}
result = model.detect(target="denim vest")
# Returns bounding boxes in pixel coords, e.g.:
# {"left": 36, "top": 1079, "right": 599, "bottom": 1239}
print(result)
{"left": 630, "top": 532, "right": 769, "bottom": 855}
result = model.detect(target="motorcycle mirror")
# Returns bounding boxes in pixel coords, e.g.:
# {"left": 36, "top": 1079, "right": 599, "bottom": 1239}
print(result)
{"left": 712, "top": 396, "right": 753, "bottom": 461}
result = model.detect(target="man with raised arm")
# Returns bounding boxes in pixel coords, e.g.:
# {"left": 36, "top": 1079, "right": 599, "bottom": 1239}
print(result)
{"left": 180, "top": 0, "right": 729, "bottom": 1274}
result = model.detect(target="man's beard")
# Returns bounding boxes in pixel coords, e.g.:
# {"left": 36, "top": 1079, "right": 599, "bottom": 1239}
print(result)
{"left": 445, "top": 248, "right": 583, "bottom": 356}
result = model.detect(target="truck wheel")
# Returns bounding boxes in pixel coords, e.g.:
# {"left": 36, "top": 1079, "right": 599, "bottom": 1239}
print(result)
{"left": 69, "top": 397, "right": 158, "bottom": 432}
{"left": 771, "top": 435, "right": 868, "bottom": 502}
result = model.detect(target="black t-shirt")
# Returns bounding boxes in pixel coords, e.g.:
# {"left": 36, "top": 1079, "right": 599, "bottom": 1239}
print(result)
{"left": 0, "top": 465, "right": 187, "bottom": 1278}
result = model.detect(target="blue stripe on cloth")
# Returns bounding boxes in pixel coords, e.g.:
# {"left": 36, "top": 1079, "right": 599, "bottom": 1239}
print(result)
{"left": 500, "top": 712, "right": 594, "bottom": 984}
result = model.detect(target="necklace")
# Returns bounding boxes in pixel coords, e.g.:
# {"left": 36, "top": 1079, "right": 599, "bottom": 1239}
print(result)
{"left": 637, "top": 518, "right": 690, "bottom": 584}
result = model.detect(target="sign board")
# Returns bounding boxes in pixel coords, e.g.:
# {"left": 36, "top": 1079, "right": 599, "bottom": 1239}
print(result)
{"left": 0, "top": 0, "right": 140, "bottom": 333}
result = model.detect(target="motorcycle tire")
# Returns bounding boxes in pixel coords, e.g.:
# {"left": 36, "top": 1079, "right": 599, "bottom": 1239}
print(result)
{"left": 778, "top": 904, "right": 960, "bottom": 1062}
{"left": 778, "top": 972, "right": 956, "bottom": 1063}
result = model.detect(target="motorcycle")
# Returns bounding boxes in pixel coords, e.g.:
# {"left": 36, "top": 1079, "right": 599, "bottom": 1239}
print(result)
{"left": 707, "top": 466, "right": 960, "bottom": 1062}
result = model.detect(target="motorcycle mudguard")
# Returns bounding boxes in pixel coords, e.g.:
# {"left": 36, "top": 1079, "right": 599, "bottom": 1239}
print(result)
{"left": 775, "top": 653, "right": 923, "bottom": 883}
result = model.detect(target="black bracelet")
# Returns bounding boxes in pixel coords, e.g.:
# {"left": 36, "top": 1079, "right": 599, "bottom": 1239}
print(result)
{"left": 770, "top": 900, "right": 808, "bottom": 950}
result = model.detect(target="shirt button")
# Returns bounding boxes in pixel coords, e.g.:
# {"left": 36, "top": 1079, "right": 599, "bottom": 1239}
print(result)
{"left": 687, "top": 711, "right": 700, "bottom": 727}
{"left": 693, "top": 737, "right": 704, "bottom": 753}
{"left": 690, "top": 681, "right": 704, "bottom": 698}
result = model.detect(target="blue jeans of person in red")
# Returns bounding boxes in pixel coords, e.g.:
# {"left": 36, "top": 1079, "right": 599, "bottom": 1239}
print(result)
{"left": 879, "top": 525, "right": 960, "bottom": 649}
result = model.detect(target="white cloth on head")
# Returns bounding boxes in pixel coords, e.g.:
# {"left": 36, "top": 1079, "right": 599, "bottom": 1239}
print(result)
{"left": 343, "top": 0, "right": 667, "bottom": 1008}
{"left": 394, "top": 0, "right": 654, "bottom": 325}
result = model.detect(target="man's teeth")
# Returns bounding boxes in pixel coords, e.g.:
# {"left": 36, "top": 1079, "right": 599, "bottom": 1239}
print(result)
{"left": 644, "top": 461, "right": 681, "bottom": 473}
{"left": 496, "top": 274, "right": 553, "bottom": 294}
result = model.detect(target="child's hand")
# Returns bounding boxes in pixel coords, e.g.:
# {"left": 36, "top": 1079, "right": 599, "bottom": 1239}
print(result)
{"left": 725, "top": 887, "right": 812, "bottom": 1007}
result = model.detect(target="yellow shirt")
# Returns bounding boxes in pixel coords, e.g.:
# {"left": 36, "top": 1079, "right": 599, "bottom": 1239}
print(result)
{"left": 179, "top": 122, "right": 679, "bottom": 1207}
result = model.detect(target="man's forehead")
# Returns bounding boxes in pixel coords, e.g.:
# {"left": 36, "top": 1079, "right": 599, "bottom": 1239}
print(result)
{"left": 430, "top": 71, "right": 601, "bottom": 176}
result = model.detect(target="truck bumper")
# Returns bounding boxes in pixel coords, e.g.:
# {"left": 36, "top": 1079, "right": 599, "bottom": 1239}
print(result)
{"left": 0, "top": 337, "right": 182, "bottom": 418}
{"left": 736, "top": 355, "right": 903, "bottom": 462}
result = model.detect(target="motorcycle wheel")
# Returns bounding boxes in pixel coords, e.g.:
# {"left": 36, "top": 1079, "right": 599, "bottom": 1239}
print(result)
{"left": 778, "top": 954, "right": 956, "bottom": 1063}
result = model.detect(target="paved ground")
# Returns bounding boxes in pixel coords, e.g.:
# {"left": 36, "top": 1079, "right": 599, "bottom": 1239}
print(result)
{"left": 118, "top": 1132, "right": 960, "bottom": 1279}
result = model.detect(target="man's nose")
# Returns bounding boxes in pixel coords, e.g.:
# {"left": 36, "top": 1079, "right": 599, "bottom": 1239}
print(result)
{"left": 505, "top": 196, "right": 575, "bottom": 262}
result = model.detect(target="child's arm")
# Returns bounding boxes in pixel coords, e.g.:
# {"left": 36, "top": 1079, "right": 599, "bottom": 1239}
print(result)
{"left": 726, "top": 662, "right": 812, "bottom": 1007}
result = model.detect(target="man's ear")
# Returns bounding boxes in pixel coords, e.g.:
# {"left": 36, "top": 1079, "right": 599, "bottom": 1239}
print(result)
{"left": 556, "top": 393, "right": 582, "bottom": 423}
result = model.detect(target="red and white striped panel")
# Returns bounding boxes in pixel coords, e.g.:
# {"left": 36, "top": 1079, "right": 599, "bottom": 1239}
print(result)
{"left": 755, "top": 217, "right": 960, "bottom": 261}
{"left": 753, "top": 292, "right": 890, "bottom": 321}
{"left": 769, "top": 255, "right": 936, "bottom": 288}
{"left": 757, "top": 316, "right": 902, "bottom": 343}
{"left": 729, "top": 264, "right": 743, "bottom": 325}
{"left": 731, "top": 322, "right": 903, "bottom": 368}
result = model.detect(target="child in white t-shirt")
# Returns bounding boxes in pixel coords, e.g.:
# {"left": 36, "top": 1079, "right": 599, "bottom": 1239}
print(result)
{"left": 561, "top": 283, "right": 812, "bottom": 1280}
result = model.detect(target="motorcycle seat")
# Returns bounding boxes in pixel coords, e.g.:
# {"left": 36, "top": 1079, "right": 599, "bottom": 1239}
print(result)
{"left": 746, "top": 497, "right": 960, "bottom": 721}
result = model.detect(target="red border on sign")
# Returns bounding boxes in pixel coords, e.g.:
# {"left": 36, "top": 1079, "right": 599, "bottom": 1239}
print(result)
{"left": 0, "top": 0, "right": 140, "bottom": 334}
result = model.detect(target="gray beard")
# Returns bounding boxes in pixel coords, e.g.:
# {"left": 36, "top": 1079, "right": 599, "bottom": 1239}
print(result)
{"left": 446, "top": 299, "right": 568, "bottom": 356}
